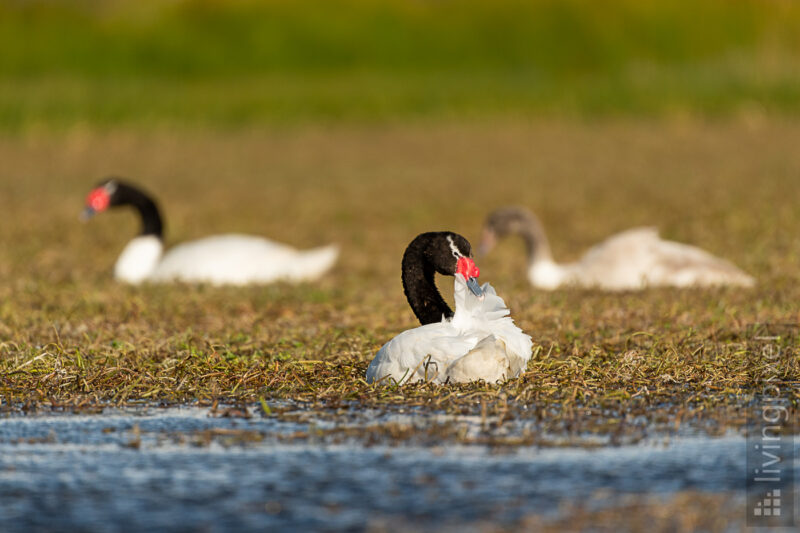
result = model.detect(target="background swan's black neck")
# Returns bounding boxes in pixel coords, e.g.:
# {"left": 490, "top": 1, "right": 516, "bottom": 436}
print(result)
{"left": 401, "top": 233, "right": 456, "bottom": 325}
{"left": 114, "top": 182, "right": 164, "bottom": 238}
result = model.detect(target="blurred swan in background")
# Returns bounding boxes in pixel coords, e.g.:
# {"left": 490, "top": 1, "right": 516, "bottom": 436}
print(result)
{"left": 366, "top": 231, "right": 532, "bottom": 384}
{"left": 479, "top": 206, "right": 755, "bottom": 290}
{"left": 82, "top": 177, "right": 339, "bottom": 285}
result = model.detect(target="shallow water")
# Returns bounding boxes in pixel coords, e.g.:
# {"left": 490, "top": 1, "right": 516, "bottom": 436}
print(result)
{"left": 0, "top": 405, "right": 793, "bottom": 532}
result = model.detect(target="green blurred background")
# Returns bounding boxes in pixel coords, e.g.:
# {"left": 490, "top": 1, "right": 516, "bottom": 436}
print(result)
{"left": 1, "top": 0, "right": 799, "bottom": 130}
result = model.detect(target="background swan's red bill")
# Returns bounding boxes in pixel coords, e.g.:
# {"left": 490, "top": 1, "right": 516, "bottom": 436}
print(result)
{"left": 85, "top": 188, "right": 111, "bottom": 213}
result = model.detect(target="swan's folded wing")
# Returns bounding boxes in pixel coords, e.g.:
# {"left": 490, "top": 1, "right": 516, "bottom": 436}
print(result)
{"left": 646, "top": 239, "right": 755, "bottom": 287}
{"left": 151, "top": 234, "right": 337, "bottom": 285}
{"left": 366, "top": 322, "right": 479, "bottom": 384}
{"left": 580, "top": 227, "right": 754, "bottom": 288}
{"left": 576, "top": 227, "right": 668, "bottom": 288}
{"left": 579, "top": 227, "right": 660, "bottom": 264}
{"left": 445, "top": 335, "right": 510, "bottom": 383}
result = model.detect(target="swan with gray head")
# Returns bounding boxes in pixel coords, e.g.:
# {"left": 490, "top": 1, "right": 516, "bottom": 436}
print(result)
{"left": 480, "top": 206, "right": 755, "bottom": 290}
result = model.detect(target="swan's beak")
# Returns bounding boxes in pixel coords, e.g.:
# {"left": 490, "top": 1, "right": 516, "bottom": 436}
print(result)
{"left": 466, "top": 277, "right": 484, "bottom": 298}
{"left": 80, "top": 206, "right": 96, "bottom": 221}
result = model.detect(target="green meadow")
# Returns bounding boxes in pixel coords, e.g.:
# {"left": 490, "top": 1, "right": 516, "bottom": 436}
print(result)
{"left": 0, "top": 0, "right": 799, "bottom": 129}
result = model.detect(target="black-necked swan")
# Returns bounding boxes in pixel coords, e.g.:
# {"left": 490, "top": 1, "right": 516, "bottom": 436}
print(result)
{"left": 480, "top": 206, "right": 755, "bottom": 290}
{"left": 366, "top": 231, "right": 532, "bottom": 384}
{"left": 82, "top": 178, "right": 339, "bottom": 285}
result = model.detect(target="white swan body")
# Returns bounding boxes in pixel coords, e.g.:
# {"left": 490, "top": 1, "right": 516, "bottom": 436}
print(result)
{"left": 85, "top": 179, "right": 339, "bottom": 286}
{"left": 482, "top": 208, "right": 755, "bottom": 291}
{"left": 366, "top": 274, "right": 533, "bottom": 384}
{"left": 114, "top": 234, "right": 339, "bottom": 286}
{"left": 528, "top": 227, "right": 755, "bottom": 290}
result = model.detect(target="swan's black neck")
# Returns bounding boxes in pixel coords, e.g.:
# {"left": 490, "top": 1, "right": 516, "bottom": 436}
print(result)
{"left": 402, "top": 248, "right": 452, "bottom": 325}
{"left": 112, "top": 182, "right": 164, "bottom": 238}
{"left": 401, "top": 232, "right": 471, "bottom": 325}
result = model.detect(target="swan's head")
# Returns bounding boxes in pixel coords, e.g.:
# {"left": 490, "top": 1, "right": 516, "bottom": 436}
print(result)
{"left": 402, "top": 231, "right": 484, "bottom": 324}
{"left": 431, "top": 232, "right": 483, "bottom": 298}
{"left": 479, "top": 206, "right": 551, "bottom": 262}
{"left": 80, "top": 178, "right": 120, "bottom": 220}
{"left": 81, "top": 177, "right": 164, "bottom": 239}
{"left": 479, "top": 207, "right": 535, "bottom": 254}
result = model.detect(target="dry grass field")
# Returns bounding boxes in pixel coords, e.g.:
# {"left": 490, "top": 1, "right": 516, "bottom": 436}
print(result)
{"left": 1, "top": 118, "right": 797, "bottom": 439}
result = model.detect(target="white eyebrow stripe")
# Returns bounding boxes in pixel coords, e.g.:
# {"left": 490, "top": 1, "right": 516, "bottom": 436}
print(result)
{"left": 446, "top": 235, "right": 463, "bottom": 258}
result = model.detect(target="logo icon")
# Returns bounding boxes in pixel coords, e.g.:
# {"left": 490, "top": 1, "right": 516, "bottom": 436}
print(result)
{"left": 753, "top": 489, "right": 781, "bottom": 517}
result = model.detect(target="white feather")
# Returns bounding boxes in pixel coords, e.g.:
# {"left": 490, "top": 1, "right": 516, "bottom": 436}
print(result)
{"left": 366, "top": 274, "right": 533, "bottom": 384}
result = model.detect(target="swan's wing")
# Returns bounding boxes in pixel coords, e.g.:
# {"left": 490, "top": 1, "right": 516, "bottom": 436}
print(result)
{"left": 366, "top": 322, "right": 480, "bottom": 384}
{"left": 451, "top": 275, "right": 533, "bottom": 376}
{"left": 576, "top": 227, "right": 753, "bottom": 288}
{"left": 643, "top": 239, "right": 755, "bottom": 287}
{"left": 152, "top": 234, "right": 336, "bottom": 284}
{"left": 572, "top": 227, "right": 662, "bottom": 288}
{"left": 579, "top": 227, "right": 660, "bottom": 266}
{"left": 167, "top": 234, "right": 296, "bottom": 256}
{"left": 446, "top": 335, "right": 513, "bottom": 383}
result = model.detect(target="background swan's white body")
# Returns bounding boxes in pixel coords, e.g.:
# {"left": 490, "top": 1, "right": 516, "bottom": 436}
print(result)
{"left": 114, "top": 234, "right": 339, "bottom": 285}
{"left": 366, "top": 275, "right": 532, "bottom": 384}
{"left": 114, "top": 236, "right": 163, "bottom": 284}
{"left": 528, "top": 227, "right": 755, "bottom": 290}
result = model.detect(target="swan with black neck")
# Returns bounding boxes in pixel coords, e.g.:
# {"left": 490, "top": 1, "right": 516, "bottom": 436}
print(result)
{"left": 82, "top": 178, "right": 339, "bottom": 285}
{"left": 366, "top": 231, "right": 532, "bottom": 384}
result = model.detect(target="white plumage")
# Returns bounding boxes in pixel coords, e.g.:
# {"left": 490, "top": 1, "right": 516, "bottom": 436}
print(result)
{"left": 366, "top": 274, "right": 533, "bottom": 384}
{"left": 114, "top": 234, "right": 339, "bottom": 286}
{"left": 482, "top": 207, "right": 755, "bottom": 291}
{"left": 528, "top": 227, "right": 755, "bottom": 290}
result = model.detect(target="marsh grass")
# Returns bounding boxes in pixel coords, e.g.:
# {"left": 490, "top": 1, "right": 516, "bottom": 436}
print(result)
{"left": 0, "top": 119, "right": 798, "bottom": 435}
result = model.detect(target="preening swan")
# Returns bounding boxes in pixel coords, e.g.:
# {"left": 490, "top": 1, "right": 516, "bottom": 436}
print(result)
{"left": 480, "top": 206, "right": 755, "bottom": 290}
{"left": 82, "top": 178, "right": 339, "bottom": 285}
{"left": 366, "top": 232, "right": 532, "bottom": 384}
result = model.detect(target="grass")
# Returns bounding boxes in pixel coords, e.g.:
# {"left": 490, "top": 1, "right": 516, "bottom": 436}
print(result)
{"left": 1, "top": 0, "right": 800, "bottom": 129}
{"left": 0, "top": 118, "right": 798, "bottom": 435}
{"left": 2, "top": 60, "right": 800, "bottom": 130}
{"left": 5, "top": 0, "right": 795, "bottom": 77}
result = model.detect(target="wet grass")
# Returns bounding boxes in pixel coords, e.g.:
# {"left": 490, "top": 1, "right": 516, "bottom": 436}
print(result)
{"left": 0, "top": 119, "right": 799, "bottom": 437}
